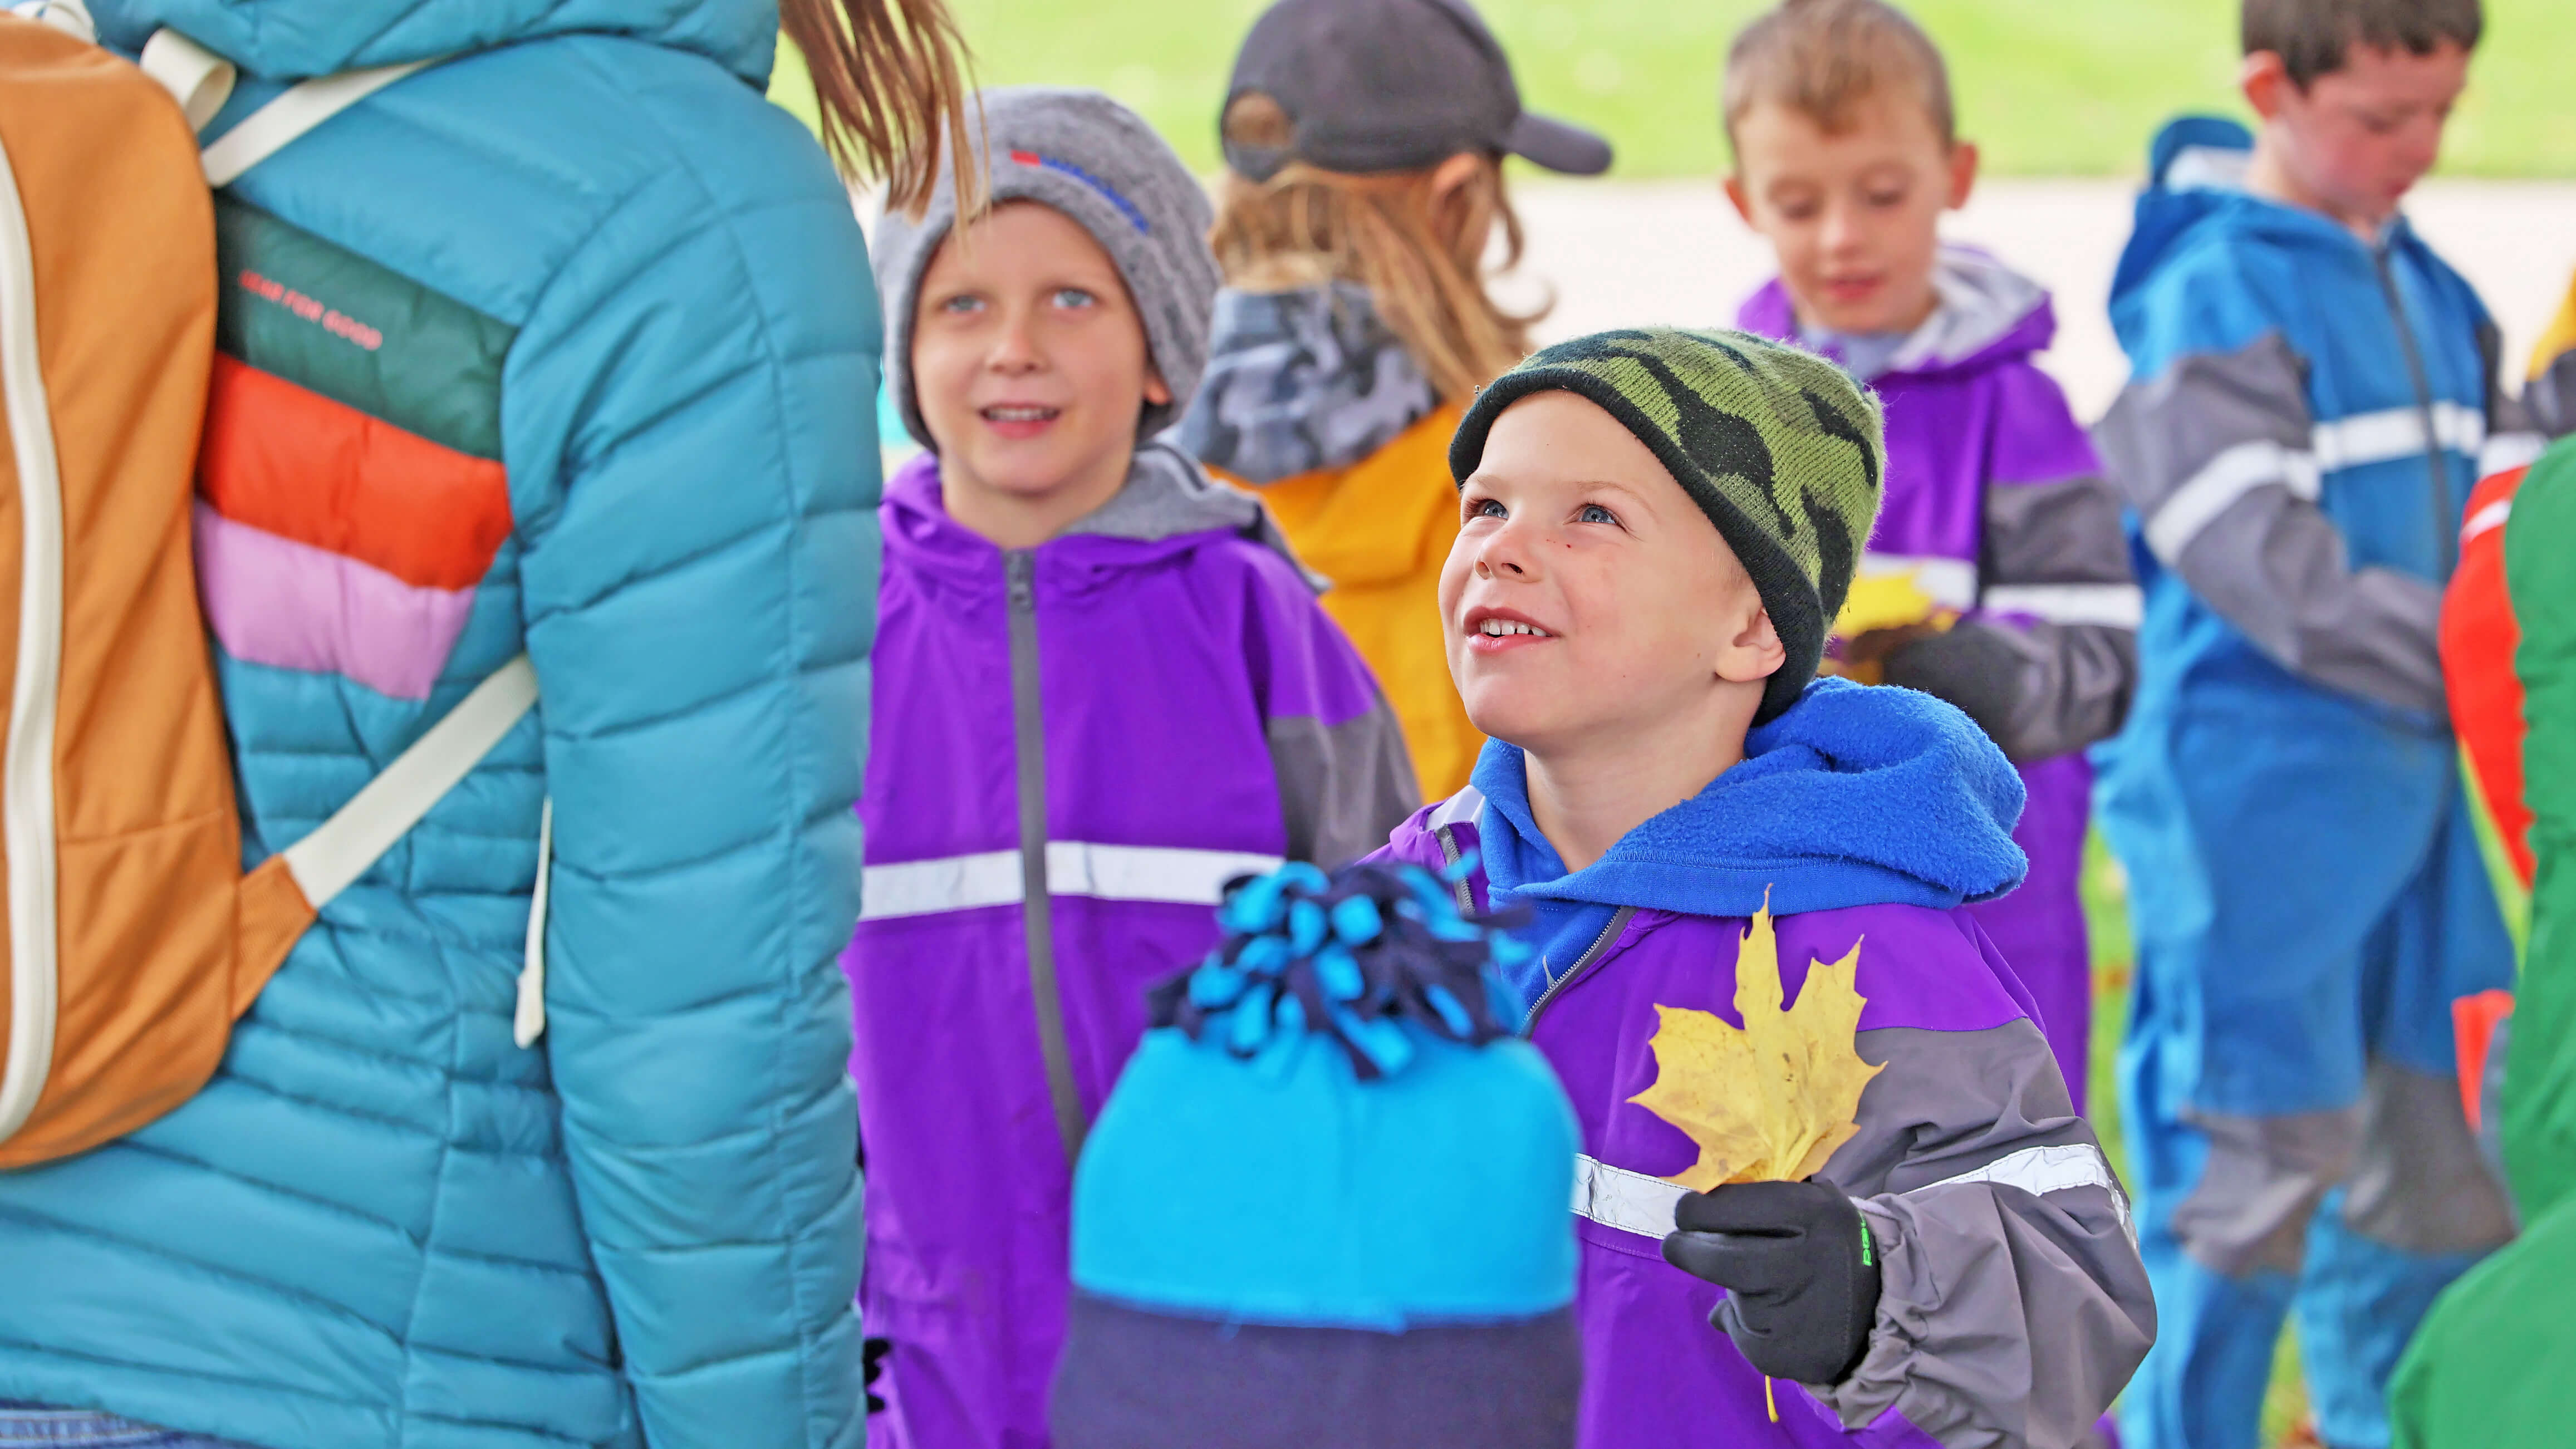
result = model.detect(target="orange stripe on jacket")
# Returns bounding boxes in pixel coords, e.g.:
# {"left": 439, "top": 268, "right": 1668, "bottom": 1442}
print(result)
{"left": 197, "top": 353, "right": 512, "bottom": 591}
{"left": 2442, "top": 464, "right": 2534, "bottom": 887}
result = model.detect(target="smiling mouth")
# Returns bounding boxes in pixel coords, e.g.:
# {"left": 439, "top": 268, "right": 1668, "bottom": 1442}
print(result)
{"left": 981, "top": 405, "right": 1061, "bottom": 423}
{"left": 1475, "top": 618, "right": 1553, "bottom": 638}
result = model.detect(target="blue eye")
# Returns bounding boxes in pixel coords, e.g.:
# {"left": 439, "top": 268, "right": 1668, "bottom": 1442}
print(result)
{"left": 1053, "top": 287, "right": 1097, "bottom": 309}
{"left": 1577, "top": 503, "right": 1618, "bottom": 525}
{"left": 938, "top": 294, "right": 983, "bottom": 315}
{"left": 1472, "top": 498, "right": 1507, "bottom": 519}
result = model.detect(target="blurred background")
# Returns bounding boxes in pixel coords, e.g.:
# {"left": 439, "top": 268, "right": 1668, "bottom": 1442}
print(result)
{"left": 775, "top": 6, "right": 2571, "bottom": 1441}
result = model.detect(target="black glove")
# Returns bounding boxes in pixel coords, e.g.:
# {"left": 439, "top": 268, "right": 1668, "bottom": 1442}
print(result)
{"left": 1661, "top": 1179, "right": 1881, "bottom": 1384}
{"left": 863, "top": 1335, "right": 891, "bottom": 1414}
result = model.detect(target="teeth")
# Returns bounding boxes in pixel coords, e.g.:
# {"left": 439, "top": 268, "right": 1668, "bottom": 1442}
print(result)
{"left": 1478, "top": 618, "right": 1548, "bottom": 637}
{"left": 985, "top": 406, "right": 1056, "bottom": 421}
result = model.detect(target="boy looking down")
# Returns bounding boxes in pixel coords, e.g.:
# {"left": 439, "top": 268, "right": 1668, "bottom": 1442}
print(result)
{"left": 1370, "top": 328, "right": 2152, "bottom": 1448}
{"left": 2091, "top": 3, "right": 2520, "bottom": 1447}
{"left": 1722, "top": 0, "right": 2139, "bottom": 1109}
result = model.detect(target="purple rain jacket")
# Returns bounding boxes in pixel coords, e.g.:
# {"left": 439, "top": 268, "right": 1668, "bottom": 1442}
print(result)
{"left": 846, "top": 446, "right": 1418, "bottom": 1449}
{"left": 1741, "top": 248, "right": 2140, "bottom": 1105}
{"left": 1371, "top": 682, "right": 2154, "bottom": 1449}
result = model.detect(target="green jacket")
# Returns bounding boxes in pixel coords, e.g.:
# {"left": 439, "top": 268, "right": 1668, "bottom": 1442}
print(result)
{"left": 2392, "top": 432, "right": 2576, "bottom": 1448}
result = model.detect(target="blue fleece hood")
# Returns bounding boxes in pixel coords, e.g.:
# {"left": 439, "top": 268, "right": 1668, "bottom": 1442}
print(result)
{"left": 91, "top": 0, "right": 777, "bottom": 83}
{"left": 1473, "top": 677, "right": 2028, "bottom": 923}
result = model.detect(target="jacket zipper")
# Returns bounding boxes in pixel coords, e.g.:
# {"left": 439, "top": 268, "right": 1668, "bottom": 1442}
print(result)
{"left": 0, "top": 133, "right": 65, "bottom": 1146}
{"left": 1432, "top": 823, "right": 1475, "bottom": 916}
{"left": 2372, "top": 244, "right": 2457, "bottom": 578}
{"left": 1522, "top": 906, "right": 1638, "bottom": 1035}
{"left": 1007, "top": 551, "right": 1086, "bottom": 1162}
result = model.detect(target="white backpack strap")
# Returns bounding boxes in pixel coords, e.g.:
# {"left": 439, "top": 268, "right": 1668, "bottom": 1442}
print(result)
{"left": 513, "top": 797, "right": 552, "bottom": 1049}
{"left": 134, "top": 26, "right": 431, "bottom": 185}
{"left": 281, "top": 655, "right": 537, "bottom": 908}
{"left": 137, "top": 28, "right": 233, "bottom": 130}
{"left": 199, "top": 56, "right": 430, "bottom": 185}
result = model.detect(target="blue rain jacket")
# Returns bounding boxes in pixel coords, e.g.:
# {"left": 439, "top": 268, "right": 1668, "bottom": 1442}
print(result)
{"left": 2092, "top": 117, "right": 2511, "bottom": 1112}
{"left": 0, "top": 5, "right": 877, "bottom": 1448}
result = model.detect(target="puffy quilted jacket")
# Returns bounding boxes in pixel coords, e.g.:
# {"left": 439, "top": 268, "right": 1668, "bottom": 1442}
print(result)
{"left": 0, "top": 5, "right": 879, "bottom": 1449}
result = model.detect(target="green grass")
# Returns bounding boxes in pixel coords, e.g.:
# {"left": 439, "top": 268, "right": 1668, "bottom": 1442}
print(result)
{"left": 773, "top": 0, "right": 2576, "bottom": 178}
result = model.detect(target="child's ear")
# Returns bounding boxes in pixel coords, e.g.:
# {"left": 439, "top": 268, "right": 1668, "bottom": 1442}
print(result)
{"left": 1944, "top": 140, "right": 1980, "bottom": 212}
{"left": 1722, "top": 172, "right": 1755, "bottom": 229}
{"left": 2241, "top": 51, "right": 2295, "bottom": 120}
{"left": 1715, "top": 602, "right": 1788, "bottom": 684}
{"left": 1144, "top": 364, "right": 1172, "bottom": 409}
{"left": 1429, "top": 150, "right": 1482, "bottom": 206}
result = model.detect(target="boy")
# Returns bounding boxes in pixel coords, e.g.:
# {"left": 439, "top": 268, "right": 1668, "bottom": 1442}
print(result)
{"left": 2092, "top": 3, "right": 2520, "bottom": 1447}
{"left": 1722, "top": 0, "right": 2138, "bottom": 1108}
{"left": 1373, "top": 327, "right": 2153, "bottom": 1448}
{"left": 850, "top": 88, "right": 1417, "bottom": 1448}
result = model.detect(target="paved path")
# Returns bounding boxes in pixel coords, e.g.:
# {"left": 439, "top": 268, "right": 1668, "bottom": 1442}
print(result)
{"left": 1500, "top": 178, "right": 2576, "bottom": 420}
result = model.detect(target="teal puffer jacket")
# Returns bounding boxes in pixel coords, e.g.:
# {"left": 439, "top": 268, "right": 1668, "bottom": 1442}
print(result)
{"left": 0, "top": 5, "right": 876, "bottom": 1448}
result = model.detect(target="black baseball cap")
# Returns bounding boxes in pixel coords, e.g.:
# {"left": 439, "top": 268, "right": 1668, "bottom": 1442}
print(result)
{"left": 1222, "top": 0, "right": 1615, "bottom": 181}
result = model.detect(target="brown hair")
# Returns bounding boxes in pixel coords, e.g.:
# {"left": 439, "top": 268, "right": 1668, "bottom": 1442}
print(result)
{"left": 1721, "top": 0, "right": 1954, "bottom": 155}
{"left": 2243, "top": 0, "right": 2482, "bottom": 87}
{"left": 781, "top": 0, "right": 977, "bottom": 214}
{"left": 1208, "top": 92, "right": 1539, "bottom": 405}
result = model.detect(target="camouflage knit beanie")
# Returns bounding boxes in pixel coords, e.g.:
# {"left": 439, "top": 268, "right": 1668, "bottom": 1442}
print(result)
{"left": 1449, "top": 327, "right": 1886, "bottom": 723}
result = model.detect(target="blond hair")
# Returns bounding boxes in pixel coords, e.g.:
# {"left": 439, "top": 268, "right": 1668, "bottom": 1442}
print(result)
{"left": 782, "top": 0, "right": 979, "bottom": 214}
{"left": 1722, "top": 0, "right": 1954, "bottom": 153}
{"left": 1208, "top": 92, "right": 1540, "bottom": 405}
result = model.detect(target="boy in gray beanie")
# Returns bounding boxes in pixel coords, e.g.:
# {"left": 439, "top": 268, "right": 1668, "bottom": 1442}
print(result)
{"left": 846, "top": 87, "right": 1419, "bottom": 1448}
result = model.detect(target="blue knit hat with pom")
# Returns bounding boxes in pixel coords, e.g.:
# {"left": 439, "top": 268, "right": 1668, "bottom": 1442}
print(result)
{"left": 1049, "top": 860, "right": 1582, "bottom": 1448}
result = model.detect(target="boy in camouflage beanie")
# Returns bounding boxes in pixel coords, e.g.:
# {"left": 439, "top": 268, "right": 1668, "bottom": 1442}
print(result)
{"left": 1352, "top": 324, "right": 2146, "bottom": 1448}
{"left": 1448, "top": 326, "right": 1886, "bottom": 723}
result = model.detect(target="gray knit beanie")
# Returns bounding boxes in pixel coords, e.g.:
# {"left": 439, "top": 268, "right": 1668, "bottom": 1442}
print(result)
{"left": 874, "top": 87, "right": 1220, "bottom": 449}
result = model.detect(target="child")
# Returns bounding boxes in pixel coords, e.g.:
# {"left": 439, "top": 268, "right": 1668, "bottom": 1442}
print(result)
{"left": 1722, "top": 0, "right": 2138, "bottom": 1110}
{"left": 1372, "top": 328, "right": 2153, "bottom": 1448}
{"left": 848, "top": 88, "right": 1417, "bottom": 1448}
{"left": 2091, "top": 3, "right": 2521, "bottom": 1447}
{"left": 1176, "top": 0, "right": 1612, "bottom": 801}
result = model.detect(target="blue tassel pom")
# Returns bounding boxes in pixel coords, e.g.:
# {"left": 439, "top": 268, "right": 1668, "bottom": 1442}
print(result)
{"left": 1148, "top": 860, "right": 1533, "bottom": 1080}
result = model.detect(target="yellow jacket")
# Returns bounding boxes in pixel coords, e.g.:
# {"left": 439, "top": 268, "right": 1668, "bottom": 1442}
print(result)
{"left": 1225, "top": 406, "right": 1483, "bottom": 801}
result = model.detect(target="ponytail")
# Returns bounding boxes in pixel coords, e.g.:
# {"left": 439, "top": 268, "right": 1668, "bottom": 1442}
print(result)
{"left": 1210, "top": 94, "right": 1542, "bottom": 405}
{"left": 780, "top": 0, "right": 978, "bottom": 215}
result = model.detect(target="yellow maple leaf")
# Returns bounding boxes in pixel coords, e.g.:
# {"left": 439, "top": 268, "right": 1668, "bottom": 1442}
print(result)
{"left": 1628, "top": 901, "right": 1886, "bottom": 1193}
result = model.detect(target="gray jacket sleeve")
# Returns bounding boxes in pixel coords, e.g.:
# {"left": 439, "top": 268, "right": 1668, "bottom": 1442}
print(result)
{"left": 1885, "top": 476, "right": 2138, "bottom": 762}
{"left": 2093, "top": 330, "right": 2445, "bottom": 714}
{"left": 1809, "top": 1020, "right": 2155, "bottom": 1449}
{"left": 1268, "top": 694, "right": 1420, "bottom": 868}
{"left": 2527, "top": 345, "right": 2576, "bottom": 442}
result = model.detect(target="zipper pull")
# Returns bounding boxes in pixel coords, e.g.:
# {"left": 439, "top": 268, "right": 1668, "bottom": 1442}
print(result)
{"left": 1005, "top": 551, "right": 1036, "bottom": 611}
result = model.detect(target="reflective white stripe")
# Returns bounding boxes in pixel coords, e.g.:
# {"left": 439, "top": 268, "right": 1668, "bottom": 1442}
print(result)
{"left": 2309, "top": 401, "right": 2483, "bottom": 473}
{"left": 860, "top": 842, "right": 1286, "bottom": 921}
{"left": 280, "top": 656, "right": 538, "bottom": 907}
{"left": 2480, "top": 431, "right": 2549, "bottom": 479}
{"left": 861, "top": 849, "right": 1022, "bottom": 919}
{"left": 2143, "top": 439, "right": 2321, "bottom": 563}
{"left": 1858, "top": 552, "right": 1979, "bottom": 611}
{"left": 138, "top": 28, "right": 237, "bottom": 130}
{"left": 200, "top": 55, "right": 434, "bottom": 186}
{"left": 2462, "top": 498, "right": 2514, "bottom": 546}
{"left": 0, "top": 132, "right": 66, "bottom": 1146}
{"left": 1048, "top": 842, "right": 1280, "bottom": 903}
{"left": 1980, "top": 583, "right": 2145, "bottom": 629}
{"left": 1428, "top": 785, "right": 1486, "bottom": 829}
{"left": 513, "top": 798, "right": 553, "bottom": 1049}
{"left": 1912, "top": 1142, "right": 2133, "bottom": 1241}
{"left": 1572, "top": 1152, "right": 1686, "bottom": 1239}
